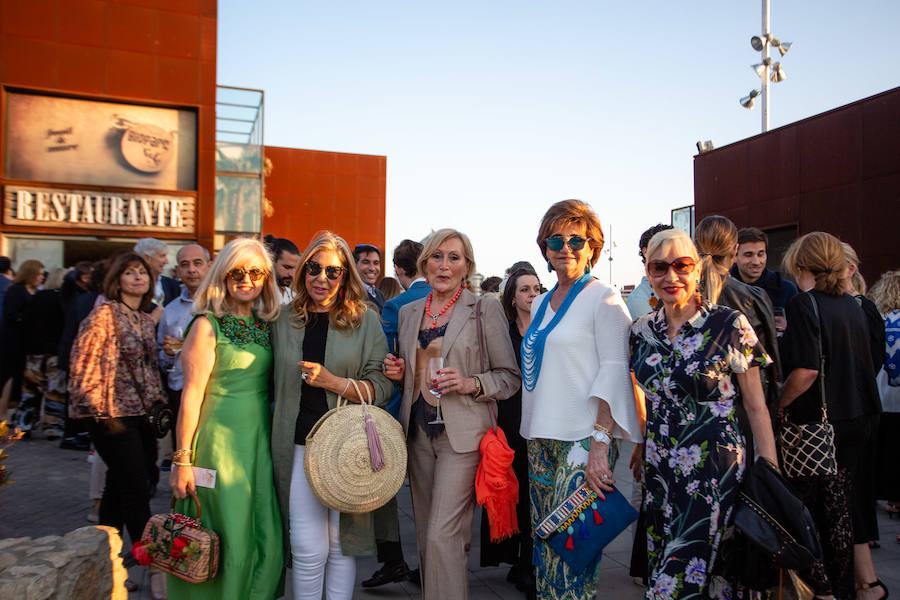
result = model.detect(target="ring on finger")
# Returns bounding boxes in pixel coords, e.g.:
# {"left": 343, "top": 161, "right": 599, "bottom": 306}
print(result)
{"left": 301, "top": 372, "right": 309, "bottom": 381}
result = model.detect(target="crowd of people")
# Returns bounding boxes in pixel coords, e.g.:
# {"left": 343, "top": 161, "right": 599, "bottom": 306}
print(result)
{"left": 0, "top": 200, "right": 897, "bottom": 600}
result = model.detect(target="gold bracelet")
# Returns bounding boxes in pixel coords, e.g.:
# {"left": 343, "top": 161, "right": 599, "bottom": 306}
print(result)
{"left": 173, "top": 449, "right": 193, "bottom": 461}
{"left": 472, "top": 376, "right": 483, "bottom": 398}
{"left": 593, "top": 423, "right": 611, "bottom": 437}
{"left": 172, "top": 461, "right": 193, "bottom": 467}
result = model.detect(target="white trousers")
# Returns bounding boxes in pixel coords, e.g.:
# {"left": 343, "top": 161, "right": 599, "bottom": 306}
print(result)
{"left": 289, "top": 445, "right": 356, "bottom": 600}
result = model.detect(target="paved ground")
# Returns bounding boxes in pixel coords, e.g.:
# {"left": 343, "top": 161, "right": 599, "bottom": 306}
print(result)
{"left": 2, "top": 434, "right": 898, "bottom": 599}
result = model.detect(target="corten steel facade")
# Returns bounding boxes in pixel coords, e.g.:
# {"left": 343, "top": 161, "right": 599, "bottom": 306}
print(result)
{"left": 0, "top": 0, "right": 386, "bottom": 268}
{"left": 0, "top": 0, "right": 218, "bottom": 249}
{"left": 262, "top": 146, "right": 386, "bottom": 258}
{"left": 693, "top": 86, "right": 900, "bottom": 284}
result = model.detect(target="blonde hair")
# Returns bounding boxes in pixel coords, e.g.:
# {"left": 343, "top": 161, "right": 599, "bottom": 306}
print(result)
{"left": 646, "top": 228, "right": 700, "bottom": 265}
{"left": 694, "top": 216, "right": 737, "bottom": 304}
{"left": 645, "top": 228, "right": 701, "bottom": 297}
{"left": 841, "top": 241, "right": 866, "bottom": 295}
{"left": 782, "top": 232, "right": 848, "bottom": 296}
{"left": 417, "top": 229, "right": 477, "bottom": 288}
{"left": 193, "top": 237, "right": 280, "bottom": 321}
{"left": 536, "top": 199, "right": 604, "bottom": 267}
{"left": 43, "top": 268, "right": 66, "bottom": 291}
{"left": 869, "top": 270, "right": 900, "bottom": 313}
{"left": 290, "top": 231, "right": 368, "bottom": 332}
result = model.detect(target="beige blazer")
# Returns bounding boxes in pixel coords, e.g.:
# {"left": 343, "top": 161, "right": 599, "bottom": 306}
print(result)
{"left": 397, "top": 289, "right": 520, "bottom": 453}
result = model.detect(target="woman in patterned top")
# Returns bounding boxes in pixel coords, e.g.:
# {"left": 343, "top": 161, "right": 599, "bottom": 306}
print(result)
{"left": 629, "top": 228, "right": 778, "bottom": 600}
{"left": 68, "top": 252, "right": 167, "bottom": 595}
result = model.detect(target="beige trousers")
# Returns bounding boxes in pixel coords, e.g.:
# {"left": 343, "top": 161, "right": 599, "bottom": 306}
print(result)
{"left": 408, "top": 427, "right": 480, "bottom": 600}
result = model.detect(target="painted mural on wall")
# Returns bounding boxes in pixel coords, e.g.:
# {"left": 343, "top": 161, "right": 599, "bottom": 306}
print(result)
{"left": 4, "top": 92, "right": 197, "bottom": 191}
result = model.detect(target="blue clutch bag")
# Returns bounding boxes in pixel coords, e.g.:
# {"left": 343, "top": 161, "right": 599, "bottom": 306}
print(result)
{"left": 535, "top": 483, "right": 638, "bottom": 574}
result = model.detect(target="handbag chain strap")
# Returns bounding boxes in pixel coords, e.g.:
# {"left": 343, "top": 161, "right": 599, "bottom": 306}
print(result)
{"left": 805, "top": 292, "right": 829, "bottom": 423}
{"left": 474, "top": 298, "right": 499, "bottom": 432}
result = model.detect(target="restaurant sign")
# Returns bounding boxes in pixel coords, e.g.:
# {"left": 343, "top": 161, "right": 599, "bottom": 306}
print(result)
{"left": 3, "top": 185, "right": 194, "bottom": 234}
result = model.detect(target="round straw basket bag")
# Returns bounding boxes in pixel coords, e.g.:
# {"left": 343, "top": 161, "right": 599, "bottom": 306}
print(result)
{"left": 304, "top": 379, "right": 407, "bottom": 513}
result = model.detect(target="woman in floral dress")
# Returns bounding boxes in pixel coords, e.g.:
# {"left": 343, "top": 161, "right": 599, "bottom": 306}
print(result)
{"left": 630, "top": 229, "right": 778, "bottom": 600}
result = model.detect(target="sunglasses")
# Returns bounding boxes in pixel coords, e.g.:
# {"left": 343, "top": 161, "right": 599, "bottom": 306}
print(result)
{"left": 306, "top": 260, "right": 346, "bottom": 280}
{"left": 647, "top": 257, "right": 697, "bottom": 277}
{"left": 544, "top": 235, "right": 589, "bottom": 252}
{"left": 227, "top": 267, "right": 266, "bottom": 282}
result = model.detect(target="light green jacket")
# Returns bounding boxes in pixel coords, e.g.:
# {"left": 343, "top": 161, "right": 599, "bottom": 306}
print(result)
{"left": 270, "top": 308, "right": 392, "bottom": 564}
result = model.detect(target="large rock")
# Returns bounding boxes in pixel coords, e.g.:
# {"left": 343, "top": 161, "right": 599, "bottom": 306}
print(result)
{"left": 0, "top": 526, "right": 128, "bottom": 600}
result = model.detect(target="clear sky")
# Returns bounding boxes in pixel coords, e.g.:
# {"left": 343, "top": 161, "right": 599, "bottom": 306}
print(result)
{"left": 218, "top": 0, "right": 900, "bottom": 289}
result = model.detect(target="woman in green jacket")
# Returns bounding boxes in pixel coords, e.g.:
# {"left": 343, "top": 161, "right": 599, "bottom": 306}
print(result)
{"left": 271, "top": 231, "right": 392, "bottom": 600}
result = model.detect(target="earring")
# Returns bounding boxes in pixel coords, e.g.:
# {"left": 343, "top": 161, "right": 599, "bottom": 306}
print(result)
{"left": 648, "top": 292, "right": 658, "bottom": 309}
{"left": 584, "top": 265, "right": 591, "bottom": 275}
{"left": 694, "top": 291, "right": 703, "bottom": 309}
{"left": 462, "top": 280, "right": 467, "bottom": 289}
{"left": 547, "top": 260, "right": 553, "bottom": 273}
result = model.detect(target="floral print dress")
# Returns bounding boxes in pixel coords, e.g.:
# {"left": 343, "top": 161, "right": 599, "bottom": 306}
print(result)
{"left": 630, "top": 304, "right": 770, "bottom": 600}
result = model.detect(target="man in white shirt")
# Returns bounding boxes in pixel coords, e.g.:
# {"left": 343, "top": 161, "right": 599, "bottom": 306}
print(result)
{"left": 625, "top": 224, "right": 673, "bottom": 320}
{"left": 157, "top": 244, "right": 211, "bottom": 466}
{"left": 264, "top": 235, "right": 300, "bottom": 304}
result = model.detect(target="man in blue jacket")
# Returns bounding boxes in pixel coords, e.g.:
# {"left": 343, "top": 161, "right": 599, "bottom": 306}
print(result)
{"left": 730, "top": 227, "right": 798, "bottom": 320}
{"left": 362, "top": 239, "right": 431, "bottom": 588}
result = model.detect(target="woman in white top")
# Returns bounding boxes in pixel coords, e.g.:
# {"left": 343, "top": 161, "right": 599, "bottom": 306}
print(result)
{"left": 520, "top": 200, "right": 642, "bottom": 600}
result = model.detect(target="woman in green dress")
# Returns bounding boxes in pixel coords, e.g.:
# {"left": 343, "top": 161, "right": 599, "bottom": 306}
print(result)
{"left": 168, "top": 237, "right": 283, "bottom": 599}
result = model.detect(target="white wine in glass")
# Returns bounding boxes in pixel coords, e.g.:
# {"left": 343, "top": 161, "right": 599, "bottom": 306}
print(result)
{"left": 428, "top": 357, "right": 445, "bottom": 425}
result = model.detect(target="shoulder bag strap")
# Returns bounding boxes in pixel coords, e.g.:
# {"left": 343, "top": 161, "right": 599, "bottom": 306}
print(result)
{"left": 474, "top": 298, "right": 499, "bottom": 432}
{"left": 805, "top": 292, "right": 829, "bottom": 422}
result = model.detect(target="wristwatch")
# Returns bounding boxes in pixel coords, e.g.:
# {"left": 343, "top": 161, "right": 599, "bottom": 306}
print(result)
{"left": 591, "top": 424, "right": 611, "bottom": 445}
{"left": 590, "top": 429, "right": 611, "bottom": 445}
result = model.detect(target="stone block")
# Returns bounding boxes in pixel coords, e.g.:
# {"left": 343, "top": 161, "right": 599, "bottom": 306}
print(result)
{"left": 0, "top": 526, "right": 127, "bottom": 600}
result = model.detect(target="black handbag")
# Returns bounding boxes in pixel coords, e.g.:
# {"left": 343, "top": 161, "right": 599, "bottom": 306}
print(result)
{"left": 778, "top": 293, "right": 838, "bottom": 478}
{"left": 734, "top": 458, "right": 822, "bottom": 571}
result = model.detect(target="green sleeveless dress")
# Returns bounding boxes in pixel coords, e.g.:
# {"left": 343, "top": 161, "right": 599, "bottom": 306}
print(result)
{"left": 168, "top": 314, "right": 283, "bottom": 599}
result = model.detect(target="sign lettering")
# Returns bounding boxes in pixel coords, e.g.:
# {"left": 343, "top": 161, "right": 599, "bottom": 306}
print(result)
{"left": 4, "top": 186, "right": 193, "bottom": 233}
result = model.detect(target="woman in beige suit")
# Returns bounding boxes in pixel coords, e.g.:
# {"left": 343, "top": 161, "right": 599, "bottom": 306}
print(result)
{"left": 384, "top": 228, "right": 520, "bottom": 600}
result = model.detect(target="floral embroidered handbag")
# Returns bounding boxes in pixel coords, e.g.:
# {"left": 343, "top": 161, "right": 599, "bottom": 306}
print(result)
{"left": 535, "top": 483, "right": 638, "bottom": 574}
{"left": 133, "top": 492, "right": 220, "bottom": 583}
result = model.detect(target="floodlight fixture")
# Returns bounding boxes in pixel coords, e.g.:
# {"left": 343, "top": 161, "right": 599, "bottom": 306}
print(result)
{"left": 776, "top": 41, "right": 792, "bottom": 56}
{"left": 740, "top": 89, "right": 760, "bottom": 109}
{"left": 750, "top": 35, "right": 767, "bottom": 51}
{"left": 696, "top": 140, "right": 715, "bottom": 154}
{"left": 752, "top": 57, "right": 773, "bottom": 77}
{"left": 770, "top": 62, "right": 787, "bottom": 82}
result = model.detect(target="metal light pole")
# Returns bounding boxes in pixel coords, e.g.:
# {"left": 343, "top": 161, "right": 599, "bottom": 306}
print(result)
{"left": 740, "top": 0, "right": 790, "bottom": 133}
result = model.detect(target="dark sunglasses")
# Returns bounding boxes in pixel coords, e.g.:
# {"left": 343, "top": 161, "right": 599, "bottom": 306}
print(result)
{"left": 227, "top": 267, "right": 266, "bottom": 282}
{"left": 306, "top": 260, "right": 345, "bottom": 280}
{"left": 544, "top": 235, "right": 589, "bottom": 252}
{"left": 647, "top": 257, "right": 697, "bottom": 277}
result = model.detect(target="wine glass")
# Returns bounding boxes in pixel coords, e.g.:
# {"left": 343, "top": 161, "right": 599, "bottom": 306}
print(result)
{"left": 773, "top": 307, "right": 787, "bottom": 337}
{"left": 428, "top": 357, "right": 445, "bottom": 424}
{"left": 168, "top": 325, "right": 185, "bottom": 375}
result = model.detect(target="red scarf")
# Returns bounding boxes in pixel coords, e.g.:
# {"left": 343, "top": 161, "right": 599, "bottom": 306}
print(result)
{"left": 475, "top": 426, "right": 519, "bottom": 541}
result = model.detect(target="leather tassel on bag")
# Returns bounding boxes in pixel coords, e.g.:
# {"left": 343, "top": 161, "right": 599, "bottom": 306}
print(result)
{"left": 364, "top": 412, "right": 385, "bottom": 472}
